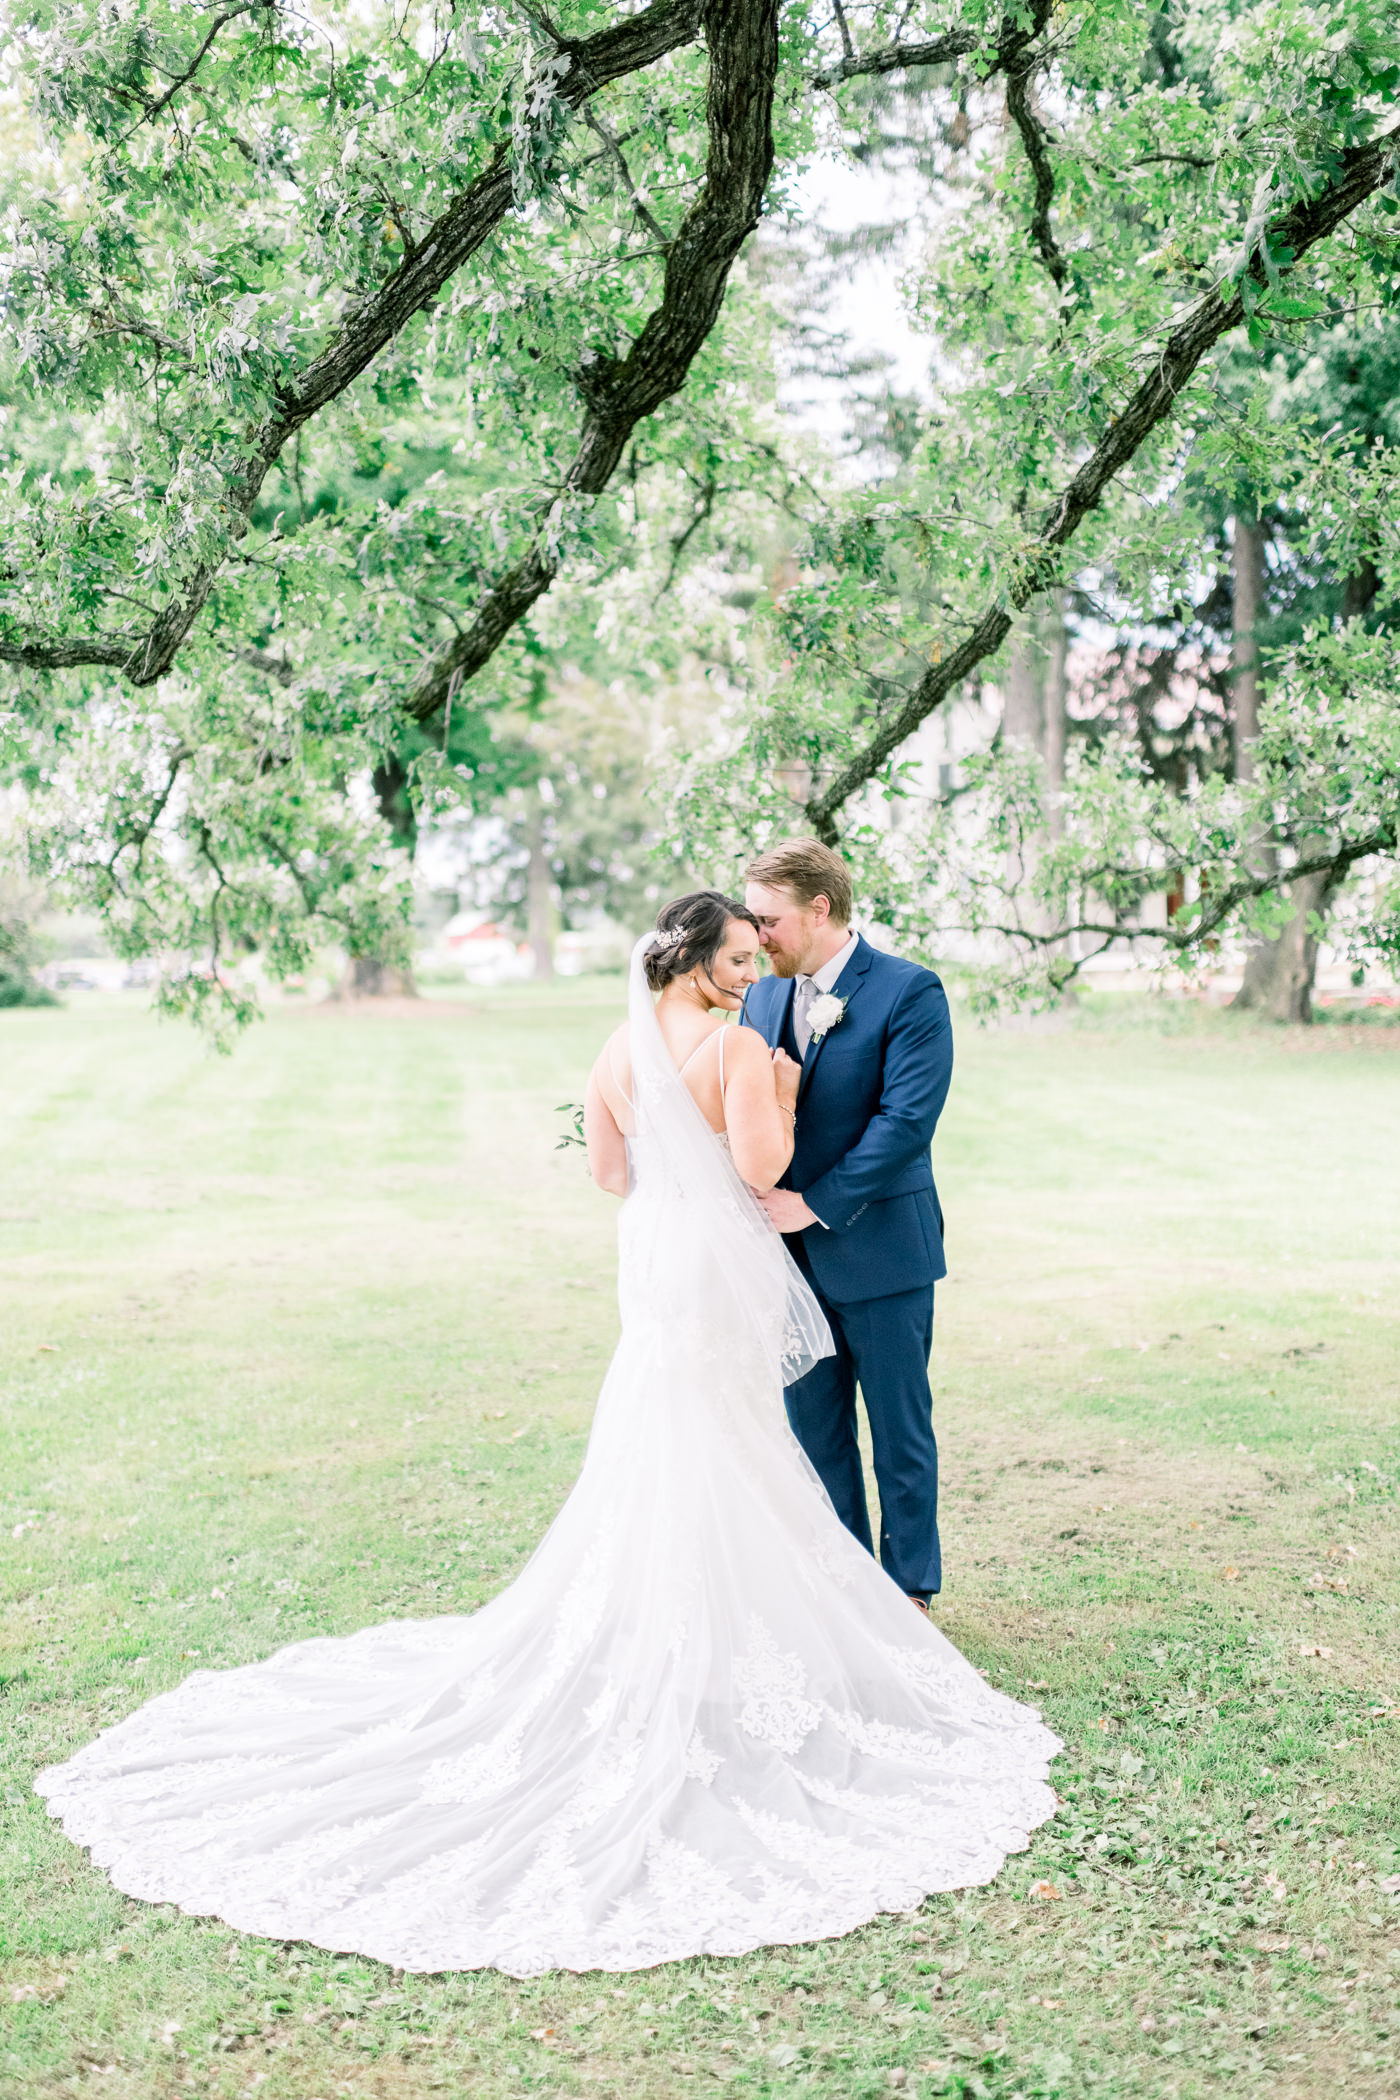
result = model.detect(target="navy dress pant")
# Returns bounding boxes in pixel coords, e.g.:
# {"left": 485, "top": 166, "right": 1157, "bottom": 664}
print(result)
{"left": 783, "top": 1262, "right": 942, "bottom": 1598}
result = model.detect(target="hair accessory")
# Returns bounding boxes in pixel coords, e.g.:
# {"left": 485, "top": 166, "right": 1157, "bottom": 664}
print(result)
{"left": 649, "top": 926, "right": 685, "bottom": 952}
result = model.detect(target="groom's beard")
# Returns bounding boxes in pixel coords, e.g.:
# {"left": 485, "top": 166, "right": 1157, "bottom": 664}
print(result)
{"left": 761, "top": 952, "right": 799, "bottom": 978}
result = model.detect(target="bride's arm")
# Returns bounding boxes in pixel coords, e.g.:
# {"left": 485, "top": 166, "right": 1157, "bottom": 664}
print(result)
{"left": 584, "top": 1063, "right": 630, "bottom": 1196}
{"left": 721, "top": 1029, "right": 798, "bottom": 1193}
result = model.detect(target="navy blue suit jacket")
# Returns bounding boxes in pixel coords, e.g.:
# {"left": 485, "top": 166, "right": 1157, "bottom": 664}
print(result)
{"left": 742, "top": 936, "right": 953, "bottom": 1305}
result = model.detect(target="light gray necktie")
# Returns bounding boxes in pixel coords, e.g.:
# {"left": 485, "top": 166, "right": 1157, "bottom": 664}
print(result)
{"left": 792, "top": 975, "right": 817, "bottom": 1056}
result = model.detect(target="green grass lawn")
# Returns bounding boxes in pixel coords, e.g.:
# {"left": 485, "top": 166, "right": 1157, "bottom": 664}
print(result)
{"left": 2, "top": 987, "right": 1397, "bottom": 2100}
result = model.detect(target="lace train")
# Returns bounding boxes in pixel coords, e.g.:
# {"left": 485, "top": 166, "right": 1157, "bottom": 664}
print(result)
{"left": 36, "top": 1313, "right": 1059, "bottom": 1975}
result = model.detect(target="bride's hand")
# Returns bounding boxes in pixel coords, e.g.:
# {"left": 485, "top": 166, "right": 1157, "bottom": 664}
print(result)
{"left": 771, "top": 1047, "right": 800, "bottom": 1113}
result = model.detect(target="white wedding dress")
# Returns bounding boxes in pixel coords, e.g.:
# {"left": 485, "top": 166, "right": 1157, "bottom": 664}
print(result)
{"left": 37, "top": 938, "right": 1060, "bottom": 1977}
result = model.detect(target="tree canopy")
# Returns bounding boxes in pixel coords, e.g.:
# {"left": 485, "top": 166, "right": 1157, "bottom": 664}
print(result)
{"left": 2, "top": 0, "right": 1398, "bottom": 1026}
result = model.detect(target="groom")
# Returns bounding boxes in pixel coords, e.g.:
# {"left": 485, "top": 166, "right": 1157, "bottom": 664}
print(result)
{"left": 742, "top": 839, "right": 953, "bottom": 1605}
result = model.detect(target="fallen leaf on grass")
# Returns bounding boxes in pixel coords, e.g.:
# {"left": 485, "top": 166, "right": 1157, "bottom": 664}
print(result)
{"left": 1024, "top": 1679, "right": 1051, "bottom": 1690}
{"left": 1027, "top": 1880, "right": 1061, "bottom": 1901}
{"left": 1222, "top": 1565, "right": 1240, "bottom": 1581}
{"left": 1300, "top": 1645, "right": 1334, "bottom": 1659}
{"left": 1377, "top": 1874, "right": 1400, "bottom": 1897}
{"left": 10, "top": 1978, "right": 68, "bottom": 2004}
{"left": 1264, "top": 1871, "right": 1288, "bottom": 1898}
{"left": 1254, "top": 1935, "right": 1292, "bottom": 1953}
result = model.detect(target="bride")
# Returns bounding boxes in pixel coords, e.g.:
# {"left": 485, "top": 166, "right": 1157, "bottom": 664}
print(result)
{"left": 37, "top": 891, "right": 1059, "bottom": 1977}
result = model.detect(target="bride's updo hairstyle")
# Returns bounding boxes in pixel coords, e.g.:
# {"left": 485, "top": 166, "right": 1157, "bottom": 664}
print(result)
{"left": 644, "top": 890, "right": 760, "bottom": 993}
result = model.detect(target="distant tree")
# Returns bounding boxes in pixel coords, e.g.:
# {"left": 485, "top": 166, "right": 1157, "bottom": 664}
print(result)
{"left": 0, "top": 831, "right": 58, "bottom": 1007}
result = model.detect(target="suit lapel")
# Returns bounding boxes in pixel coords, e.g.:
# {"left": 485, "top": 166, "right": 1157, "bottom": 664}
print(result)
{"left": 746, "top": 974, "right": 795, "bottom": 1052}
{"left": 796, "top": 937, "right": 873, "bottom": 1105}
{"left": 778, "top": 977, "right": 799, "bottom": 1058}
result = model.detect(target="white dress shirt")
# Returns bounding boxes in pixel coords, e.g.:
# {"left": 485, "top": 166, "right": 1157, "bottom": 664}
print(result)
{"left": 792, "top": 928, "right": 859, "bottom": 1056}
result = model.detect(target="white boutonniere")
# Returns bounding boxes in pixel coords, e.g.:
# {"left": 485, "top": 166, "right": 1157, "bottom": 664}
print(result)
{"left": 807, "top": 991, "right": 848, "bottom": 1040}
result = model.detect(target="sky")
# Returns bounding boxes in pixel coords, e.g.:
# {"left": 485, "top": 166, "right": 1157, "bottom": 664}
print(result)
{"left": 778, "top": 152, "right": 935, "bottom": 448}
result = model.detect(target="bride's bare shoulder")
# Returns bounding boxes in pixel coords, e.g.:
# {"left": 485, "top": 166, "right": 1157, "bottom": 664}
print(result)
{"left": 593, "top": 1020, "right": 631, "bottom": 1078}
{"left": 720, "top": 1024, "right": 775, "bottom": 1074}
{"left": 722, "top": 1024, "right": 776, "bottom": 1066}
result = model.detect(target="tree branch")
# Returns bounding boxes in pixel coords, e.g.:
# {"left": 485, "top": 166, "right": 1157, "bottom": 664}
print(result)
{"left": 403, "top": 0, "right": 781, "bottom": 723}
{"left": 805, "top": 122, "right": 1400, "bottom": 843}
{"left": 0, "top": 0, "right": 707, "bottom": 687}
{"left": 122, "top": 2, "right": 259, "bottom": 137}
{"left": 831, "top": 1, "right": 855, "bottom": 64}
{"left": 810, "top": 2, "right": 1052, "bottom": 90}
{"left": 811, "top": 28, "right": 975, "bottom": 87}
{"left": 580, "top": 104, "right": 669, "bottom": 245}
{"left": 1159, "top": 833, "right": 1391, "bottom": 950}
{"left": 976, "top": 829, "right": 1393, "bottom": 972}
{"left": 105, "top": 744, "right": 192, "bottom": 876}
{"left": 657, "top": 475, "right": 718, "bottom": 596}
{"left": 0, "top": 634, "right": 139, "bottom": 672}
{"left": 1005, "top": 56, "right": 1066, "bottom": 292}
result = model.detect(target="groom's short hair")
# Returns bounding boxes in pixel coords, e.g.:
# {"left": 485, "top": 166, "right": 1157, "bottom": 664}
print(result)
{"left": 744, "top": 838, "right": 853, "bottom": 926}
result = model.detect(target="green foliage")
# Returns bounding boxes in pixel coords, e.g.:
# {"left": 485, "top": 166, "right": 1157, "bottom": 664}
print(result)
{"left": 2, "top": 1, "right": 1399, "bottom": 1023}
{"left": 0, "top": 935, "right": 56, "bottom": 1009}
{"left": 0, "top": 840, "right": 58, "bottom": 1008}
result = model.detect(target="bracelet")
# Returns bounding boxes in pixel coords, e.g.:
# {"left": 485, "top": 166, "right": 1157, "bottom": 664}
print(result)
{"left": 778, "top": 1103, "right": 795, "bottom": 1121}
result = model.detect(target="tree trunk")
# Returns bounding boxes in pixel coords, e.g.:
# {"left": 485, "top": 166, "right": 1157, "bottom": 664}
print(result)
{"left": 526, "top": 809, "right": 555, "bottom": 982}
{"left": 1235, "top": 870, "right": 1336, "bottom": 1023}
{"left": 1230, "top": 511, "right": 1264, "bottom": 784}
{"left": 342, "top": 953, "right": 417, "bottom": 998}
{"left": 336, "top": 751, "right": 418, "bottom": 998}
{"left": 1000, "top": 608, "right": 1070, "bottom": 952}
{"left": 1226, "top": 511, "right": 1331, "bottom": 1019}
{"left": 1042, "top": 590, "right": 1067, "bottom": 835}
{"left": 372, "top": 751, "right": 418, "bottom": 852}
{"left": 1002, "top": 626, "right": 1043, "bottom": 749}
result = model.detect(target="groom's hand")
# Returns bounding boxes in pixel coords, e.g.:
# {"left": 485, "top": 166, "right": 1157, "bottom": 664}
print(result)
{"left": 759, "top": 1189, "right": 821, "bottom": 1233}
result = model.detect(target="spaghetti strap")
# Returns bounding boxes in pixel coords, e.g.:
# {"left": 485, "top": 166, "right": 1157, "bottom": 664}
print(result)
{"left": 678, "top": 1027, "right": 729, "bottom": 1093}
{"left": 606, "top": 1048, "right": 634, "bottom": 1110}
{"left": 676, "top": 1033, "right": 713, "bottom": 1079}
